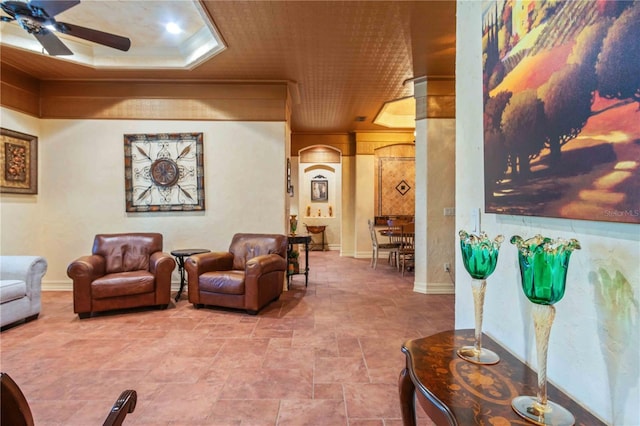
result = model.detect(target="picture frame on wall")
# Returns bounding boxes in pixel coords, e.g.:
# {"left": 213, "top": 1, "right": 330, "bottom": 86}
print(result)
{"left": 482, "top": 1, "right": 639, "bottom": 224}
{"left": 287, "top": 158, "right": 294, "bottom": 196}
{"left": 124, "top": 132, "right": 205, "bottom": 212}
{"left": 311, "top": 177, "right": 328, "bottom": 202}
{"left": 1, "top": 128, "right": 38, "bottom": 194}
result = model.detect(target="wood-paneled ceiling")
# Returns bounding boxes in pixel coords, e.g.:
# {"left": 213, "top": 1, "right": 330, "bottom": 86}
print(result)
{"left": 0, "top": 0, "right": 456, "bottom": 133}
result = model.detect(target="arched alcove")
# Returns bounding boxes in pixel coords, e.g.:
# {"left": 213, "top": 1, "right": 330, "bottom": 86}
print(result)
{"left": 297, "top": 145, "right": 342, "bottom": 250}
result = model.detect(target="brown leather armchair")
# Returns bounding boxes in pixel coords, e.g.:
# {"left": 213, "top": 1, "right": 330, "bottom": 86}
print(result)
{"left": 67, "top": 233, "right": 175, "bottom": 319}
{"left": 185, "top": 233, "right": 287, "bottom": 315}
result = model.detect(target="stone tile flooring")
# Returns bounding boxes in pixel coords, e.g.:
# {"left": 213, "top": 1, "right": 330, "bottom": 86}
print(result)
{"left": 1, "top": 251, "right": 453, "bottom": 425}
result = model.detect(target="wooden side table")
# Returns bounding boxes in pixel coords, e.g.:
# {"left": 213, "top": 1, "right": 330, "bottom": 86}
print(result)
{"left": 170, "top": 249, "right": 210, "bottom": 301}
{"left": 399, "top": 329, "right": 605, "bottom": 426}
{"left": 305, "top": 225, "right": 327, "bottom": 251}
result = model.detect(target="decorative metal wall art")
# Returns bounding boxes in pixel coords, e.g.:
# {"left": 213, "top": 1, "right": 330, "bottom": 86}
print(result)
{"left": 1, "top": 128, "right": 37, "bottom": 194}
{"left": 124, "top": 133, "right": 205, "bottom": 212}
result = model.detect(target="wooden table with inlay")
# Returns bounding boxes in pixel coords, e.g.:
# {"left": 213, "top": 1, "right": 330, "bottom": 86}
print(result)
{"left": 399, "top": 329, "right": 605, "bottom": 426}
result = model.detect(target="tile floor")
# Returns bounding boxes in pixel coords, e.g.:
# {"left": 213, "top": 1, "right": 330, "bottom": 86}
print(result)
{"left": 0, "top": 251, "right": 453, "bottom": 425}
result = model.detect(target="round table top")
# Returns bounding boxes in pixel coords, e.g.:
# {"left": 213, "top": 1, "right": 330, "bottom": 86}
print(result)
{"left": 170, "top": 249, "right": 210, "bottom": 257}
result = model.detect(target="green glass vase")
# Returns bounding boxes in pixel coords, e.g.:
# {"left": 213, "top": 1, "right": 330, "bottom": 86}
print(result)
{"left": 457, "top": 230, "right": 504, "bottom": 365}
{"left": 511, "top": 235, "right": 581, "bottom": 426}
{"left": 289, "top": 215, "right": 298, "bottom": 236}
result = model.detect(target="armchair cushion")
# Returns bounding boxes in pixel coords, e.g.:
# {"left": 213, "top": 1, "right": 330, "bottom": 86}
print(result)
{"left": 186, "top": 233, "right": 287, "bottom": 314}
{"left": 199, "top": 271, "right": 245, "bottom": 295}
{"left": 94, "top": 233, "right": 161, "bottom": 274}
{"left": 91, "top": 271, "right": 155, "bottom": 299}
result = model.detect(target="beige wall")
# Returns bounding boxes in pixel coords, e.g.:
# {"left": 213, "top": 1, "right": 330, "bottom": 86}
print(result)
{"left": 340, "top": 155, "right": 356, "bottom": 257}
{"left": 0, "top": 107, "right": 288, "bottom": 288}
{"left": 456, "top": 2, "right": 639, "bottom": 423}
{"left": 426, "top": 119, "right": 456, "bottom": 287}
{"left": 353, "top": 154, "right": 376, "bottom": 258}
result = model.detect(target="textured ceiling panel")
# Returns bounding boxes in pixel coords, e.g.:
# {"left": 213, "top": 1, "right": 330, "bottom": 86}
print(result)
{"left": 0, "top": 0, "right": 456, "bottom": 133}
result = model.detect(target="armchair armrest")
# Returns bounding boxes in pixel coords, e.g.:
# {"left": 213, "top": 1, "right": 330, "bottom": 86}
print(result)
{"left": 67, "top": 255, "right": 106, "bottom": 281}
{"left": 0, "top": 256, "right": 47, "bottom": 299}
{"left": 67, "top": 255, "right": 106, "bottom": 314}
{"left": 149, "top": 252, "right": 175, "bottom": 305}
{"left": 245, "top": 254, "right": 287, "bottom": 280}
{"left": 244, "top": 253, "right": 287, "bottom": 313}
{"left": 149, "top": 252, "right": 176, "bottom": 275}
{"left": 103, "top": 389, "right": 137, "bottom": 426}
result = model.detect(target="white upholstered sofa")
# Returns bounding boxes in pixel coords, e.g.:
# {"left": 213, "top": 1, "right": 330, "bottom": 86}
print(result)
{"left": 0, "top": 256, "right": 47, "bottom": 329}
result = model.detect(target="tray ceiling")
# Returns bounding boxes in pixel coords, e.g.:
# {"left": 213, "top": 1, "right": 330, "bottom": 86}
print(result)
{"left": 0, "top": 0, "right": 456, "bottom": 133}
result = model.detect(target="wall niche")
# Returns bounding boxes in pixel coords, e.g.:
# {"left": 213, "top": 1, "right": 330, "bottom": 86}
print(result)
{"left": 298, "top": 146, "right": 341, "bottom": 249}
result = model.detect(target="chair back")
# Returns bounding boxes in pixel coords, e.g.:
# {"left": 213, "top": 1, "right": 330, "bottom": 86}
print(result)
{"left": 93, "top": 233, "right": 163, "bottom": 274}
{"left": 367, "top": 219, "right": 379, "bottom": 248}
{"left": 229, "top": 233, "right": 287, "bottom": 270}
{"left": 387, "top": 219, "right": 407, "bottom": 245}
{"left": 400, "top": 222, "right": 415, "bottom": 249}
{"left": 1, "top": 372, "right": 34, "bottom": 426}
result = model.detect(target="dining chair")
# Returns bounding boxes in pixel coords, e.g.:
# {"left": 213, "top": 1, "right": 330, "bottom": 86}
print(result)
{"left": 398, "top": 222, "right": 415, "bottom": 276}
{"left": 367, "top": 219, "right": 400, "bottom": 269}
{"left": 387, "top": 219, "right": 408, "bottom": 269}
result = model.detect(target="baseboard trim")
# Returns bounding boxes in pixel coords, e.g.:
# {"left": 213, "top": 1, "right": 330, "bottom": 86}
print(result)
{"left": 353, "top": 251, "right": 373, "bottom": 259}
{"left": 413, "top": 281, "right": 455, "bottom": 295}
{"left": 42, "top": 281, "right": 72, "bottom": 291}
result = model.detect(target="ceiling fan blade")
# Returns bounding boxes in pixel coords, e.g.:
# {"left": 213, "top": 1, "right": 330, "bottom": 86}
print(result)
{"left": 55, "top": 21, "right": 131, "bottom": 51}
{"left": 28, "top": 0, "right": 80, "bottom": 17}
{"left": 33, "top": 29, "right": 73, "bottom": 55}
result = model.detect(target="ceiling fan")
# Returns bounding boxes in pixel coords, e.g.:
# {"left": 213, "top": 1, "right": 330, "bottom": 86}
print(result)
{"left": 0, "top": 0, "right": 130, "bottom": 55}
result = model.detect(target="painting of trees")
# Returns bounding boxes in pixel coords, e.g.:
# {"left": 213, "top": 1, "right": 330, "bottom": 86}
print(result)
{"left": 596, "top": 4, "right": 640, "bottom": 104}
{"left": 501, "top": 89, "right": 546, "bottom": 177}
{"left": 482, "top": 0, "right": 640, "bottom": 224}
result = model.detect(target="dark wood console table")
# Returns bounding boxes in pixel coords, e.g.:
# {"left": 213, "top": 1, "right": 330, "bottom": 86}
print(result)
{"left": 399, "top": 329, "right": 605, "bottom": 426}
{"left": 287, "top": 234, "right": 311, "bottom": 289}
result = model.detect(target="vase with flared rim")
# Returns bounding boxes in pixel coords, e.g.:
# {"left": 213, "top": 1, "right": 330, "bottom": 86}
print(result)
{"left": 457, "top": 230, "right": 504, "bottom": 365}
{"left": 510, "top": 234, "right": 581, "bottom": 426}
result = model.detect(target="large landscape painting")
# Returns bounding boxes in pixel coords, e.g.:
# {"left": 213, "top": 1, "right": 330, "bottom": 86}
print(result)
{"left": 482, "top": 0, "right": 639, "bottom": 224}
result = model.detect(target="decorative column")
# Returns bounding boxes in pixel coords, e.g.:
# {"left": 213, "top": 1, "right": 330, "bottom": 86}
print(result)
{"left": 413, "top": 79, "right": 428, "bottom": 293}
{"left": 412, "top": 78, "right": 456, "bottom": 294}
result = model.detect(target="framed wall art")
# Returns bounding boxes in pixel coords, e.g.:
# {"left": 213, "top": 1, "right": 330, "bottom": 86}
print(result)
{"left": 482, "top": 1, "right": 639, "bottom": 224}
{"left": 287, "top": 158, "right": 294, "bottom": 196}
{"left": 124, "top": 133, "right": 205, "bottom": 212}
{"left": 1, "top": 128, "right": 37, "bottom": 194}
{"left": 311, "top": 175, "right": 328, "bottom": 202}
